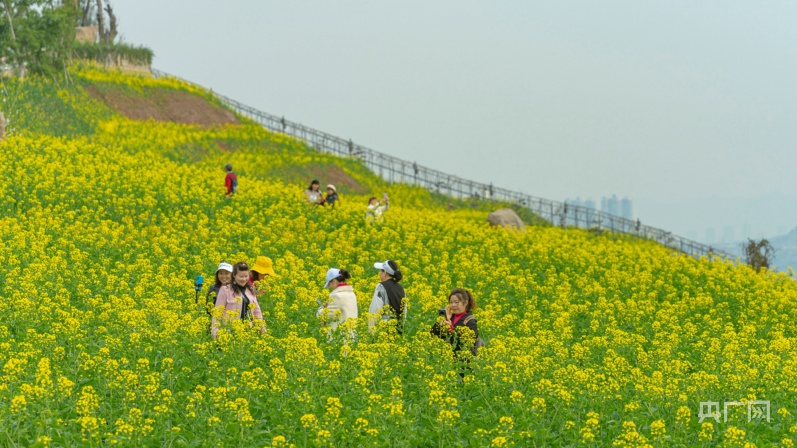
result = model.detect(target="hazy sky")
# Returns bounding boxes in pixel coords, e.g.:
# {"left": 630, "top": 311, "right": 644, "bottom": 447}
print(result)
{"left": 114, "top": 1, "right": 797, "bottom": 242}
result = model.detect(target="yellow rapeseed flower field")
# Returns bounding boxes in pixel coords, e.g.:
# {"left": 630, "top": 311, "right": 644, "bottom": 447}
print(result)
{"left": 0, "top": 65, "right": 795, "bottom": 446}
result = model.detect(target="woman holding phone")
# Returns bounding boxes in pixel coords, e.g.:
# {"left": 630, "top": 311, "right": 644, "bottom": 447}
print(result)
{"left": 366, "top": 193, "right": 390, "bottom": 223}
{"left": 430, "top": 288, "right": 479, "bottom": 356}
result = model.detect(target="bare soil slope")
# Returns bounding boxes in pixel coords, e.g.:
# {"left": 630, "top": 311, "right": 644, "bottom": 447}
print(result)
{"left": 85, "top": 85, "right": 239, "bottom": 128}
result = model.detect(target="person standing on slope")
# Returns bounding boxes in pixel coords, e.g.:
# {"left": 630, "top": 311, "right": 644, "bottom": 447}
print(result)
{"left": 224, "top": 163, "right": 238, "bottom": 198}
{"left": 366, "top": 194, "right": 390, "bottom": 224}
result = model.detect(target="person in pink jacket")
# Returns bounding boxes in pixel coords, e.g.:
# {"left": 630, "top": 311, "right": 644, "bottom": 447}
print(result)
{"left": 211, "top": 261, "right": 266, "bottom": 340}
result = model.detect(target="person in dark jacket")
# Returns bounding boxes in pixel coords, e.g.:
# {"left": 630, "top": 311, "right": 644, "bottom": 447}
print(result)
{"left": 431, "top": 288, "right": 479, "bottom": 356}
{"left": 325, "top": 184, "right": 339, "bottom": 207}
{"left": 368, "top": 260, "right": 406, "bottom": 333}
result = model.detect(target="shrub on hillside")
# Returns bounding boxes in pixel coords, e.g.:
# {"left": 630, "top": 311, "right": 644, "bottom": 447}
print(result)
{"left": 72, "top": 41, "right": 154, "bottom": 67}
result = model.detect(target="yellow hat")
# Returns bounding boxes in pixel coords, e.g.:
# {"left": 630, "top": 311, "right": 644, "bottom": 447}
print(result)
{"left": 251, "top": 256, "right": 278, "bottom": 277}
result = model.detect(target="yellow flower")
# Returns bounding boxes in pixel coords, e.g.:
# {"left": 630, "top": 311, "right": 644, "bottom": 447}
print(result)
{"left": 699, "top": 422, "right": 714, "bottom": 442}
{"left": 650, "top": 420, "right": 666, "bottom": 440}
{"left": 271, "top": 435, "right": 290, "bottom": 447}
{"left": 4, "top": 62, "right": 797, "bottom": 447}
{"left": 300, "top": 414, "right": 318, "bottom": 429}
{"left": 10, "top": 395, "right": 27, "bottom": 414}
{"left": 491, "top": 436, "right": 508, "bottom": 447}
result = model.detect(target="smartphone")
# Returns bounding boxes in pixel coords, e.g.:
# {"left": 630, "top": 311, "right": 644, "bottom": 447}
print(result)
{"left": 315, "top": 298, "right": 323, "bottom": 306}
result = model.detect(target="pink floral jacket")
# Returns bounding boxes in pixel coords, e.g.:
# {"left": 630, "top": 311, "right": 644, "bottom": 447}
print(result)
{"left": 211, "top": 284, "right": 264, "bottom": 339}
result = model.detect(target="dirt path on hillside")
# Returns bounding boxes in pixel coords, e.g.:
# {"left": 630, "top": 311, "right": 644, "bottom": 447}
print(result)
{"left": 85, "top": 85, "right": 239, "bottom": 128}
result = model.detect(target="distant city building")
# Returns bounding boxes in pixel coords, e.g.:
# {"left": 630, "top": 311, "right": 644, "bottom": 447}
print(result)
{"left": 565, "top": 197, "right": 589, "bottom": 226}
{"left": 570, "top": 195, "right": 632, "bottom": 226}
{"left": 722, "top": 226, "right": 735, "bottom": 244}
{"left": 705, "top": 228, "right": 716, "bottom": 244}
{"left": 602, "top": 194, "right": 620, "bottom": 216}
{"left": 598, "top": 194, "right": 633, "bottom": 219}
{"left": 583, "top": 199, "right": 596, "bottom": 224}
{"left": 742, "top": 224, "right": 752, "bottom": 240}
{"left": 620, "top": 197, "right": 633, "bottom": 220}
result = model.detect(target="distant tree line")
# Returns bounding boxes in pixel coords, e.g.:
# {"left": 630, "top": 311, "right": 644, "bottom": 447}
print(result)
{"left": 0, "top": 0, "right": 152, "bottom": 78}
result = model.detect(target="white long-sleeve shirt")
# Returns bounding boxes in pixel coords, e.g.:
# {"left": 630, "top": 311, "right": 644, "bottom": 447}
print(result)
{"left": 366, "top": 202, "right": 389, "bottom": 223}
{"left": 319, "top": 284, "right": 358, "bottom": 330}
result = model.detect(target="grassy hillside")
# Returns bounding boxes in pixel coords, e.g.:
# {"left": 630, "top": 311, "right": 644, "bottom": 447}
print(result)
{"left": 1, "top": 66, "right": 796, "bottom": 447}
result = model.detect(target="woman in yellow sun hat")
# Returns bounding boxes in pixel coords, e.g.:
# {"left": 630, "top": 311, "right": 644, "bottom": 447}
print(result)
{"left": 249, "top": 256, "right": 277, "bottom": 296}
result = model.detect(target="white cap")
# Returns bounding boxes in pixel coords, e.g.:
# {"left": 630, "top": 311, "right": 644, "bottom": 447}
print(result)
{"left": 373, "top": 260, "right": 395, "bottom": 276}
{"left": 326, "top": 184, "right": 337, "bottom": 192}
{"left": 324, "top": 268, "right": 341, "bottom": 288}
{"left": 216, "top": 262, "right": 233, "bottom": 273}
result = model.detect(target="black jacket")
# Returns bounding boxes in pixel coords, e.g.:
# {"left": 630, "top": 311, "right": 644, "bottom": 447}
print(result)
{"left": 381, "top": 280, "right": 406, "bottom": 320}
{"left": 431, "top": 309, "right": 479, "bottom": 354}
{"left": 206, "top": 284, "right": 222, "bottom": 315}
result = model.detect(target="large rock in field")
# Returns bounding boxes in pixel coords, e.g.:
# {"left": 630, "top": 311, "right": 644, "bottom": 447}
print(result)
{"left": 487, "top": 208, "right": 526, "bottom": 231}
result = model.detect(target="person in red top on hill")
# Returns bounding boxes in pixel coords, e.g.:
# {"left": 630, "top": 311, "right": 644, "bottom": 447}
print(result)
{"left": 224, "top": 163, "right": 238, "bottom": 198}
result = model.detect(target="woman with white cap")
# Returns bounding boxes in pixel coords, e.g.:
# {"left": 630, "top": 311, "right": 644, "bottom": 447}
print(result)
{"left": 206, "top": 261, "right": 233, "bottom": 315}
{"left": 368, "top": 260, "right": 406, "bottom": 333}
{"left": 212, "top": 261, "right": 266, "bottom": 340}
{"left": 319, "top": 268, "right": 357, "bottom": 331}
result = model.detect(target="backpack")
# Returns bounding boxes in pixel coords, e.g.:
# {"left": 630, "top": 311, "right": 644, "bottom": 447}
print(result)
{"left": 228, "top": 173, "right": 238, "bottom": 193}
{"left": 463, "top": 315, "right": 486, "bottom": 356}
